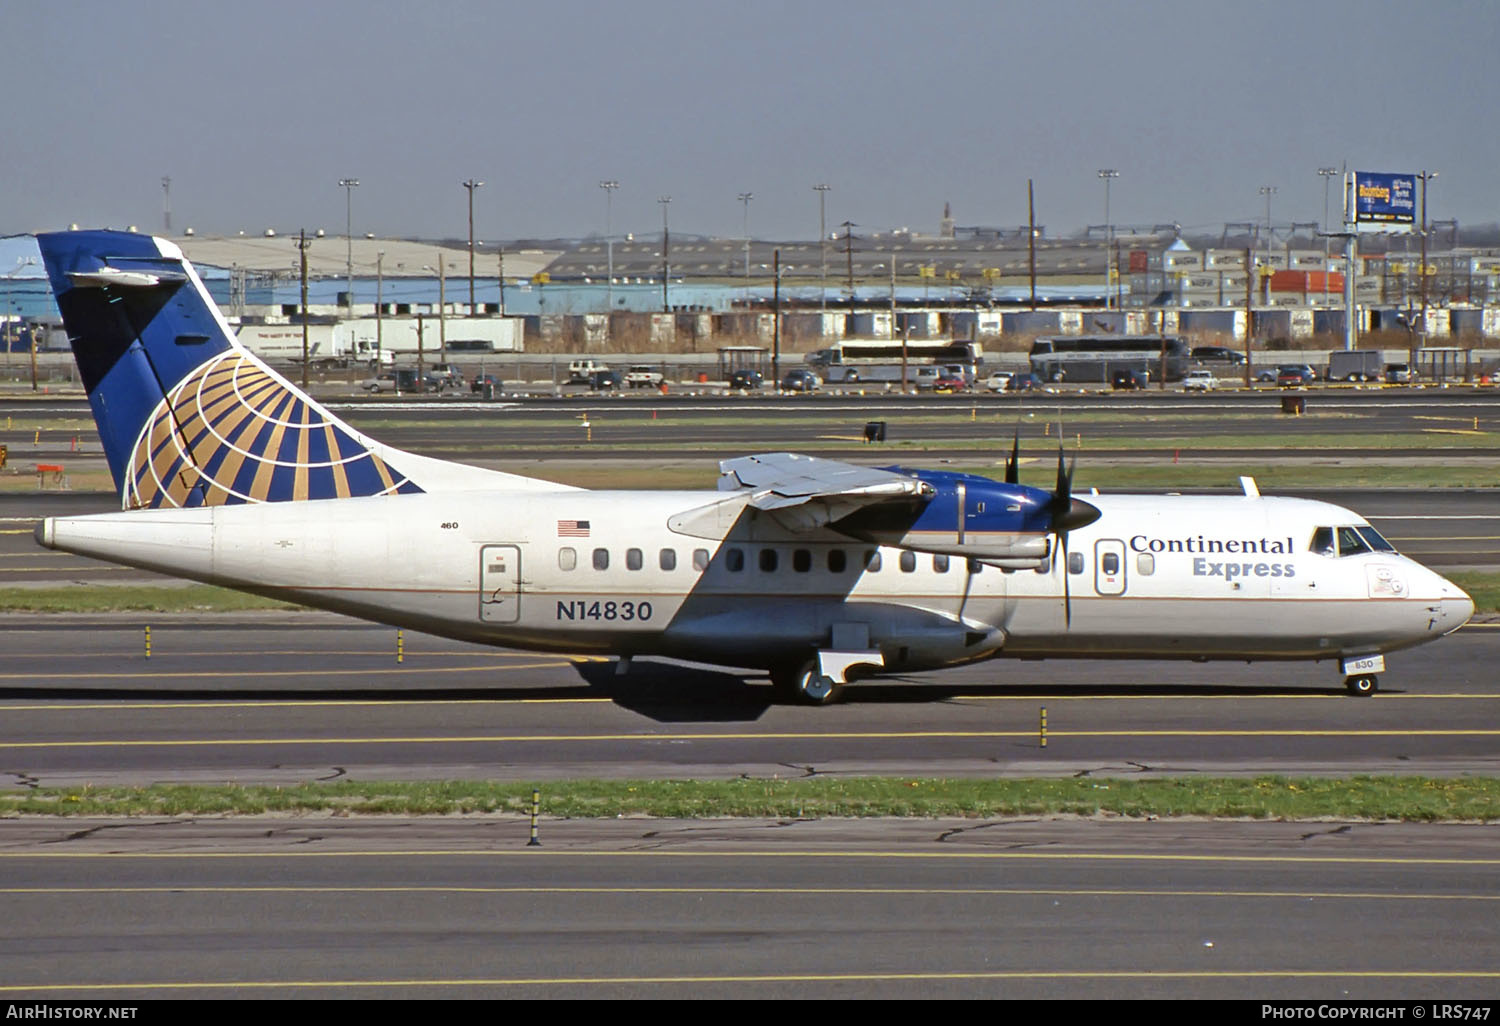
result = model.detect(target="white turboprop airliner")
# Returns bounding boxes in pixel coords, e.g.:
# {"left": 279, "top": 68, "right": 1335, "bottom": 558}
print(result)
{"left": 33, "top": 230, "right": 1473, "bottom": 701}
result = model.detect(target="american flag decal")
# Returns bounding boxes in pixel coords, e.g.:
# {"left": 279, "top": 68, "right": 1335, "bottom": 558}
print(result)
{"left": 557, "top": 519, "right": 590, "bottom": 537}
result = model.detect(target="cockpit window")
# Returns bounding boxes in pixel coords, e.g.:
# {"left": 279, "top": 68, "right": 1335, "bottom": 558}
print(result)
{"left": 1310, "top": 527, "right": 1335, "bottom": 557}
{"left": 1356, "top": 526, "right": 1396, "bottom": 552}
{"left": 1336, "top": 526, "right": 1371, "bottom": 557}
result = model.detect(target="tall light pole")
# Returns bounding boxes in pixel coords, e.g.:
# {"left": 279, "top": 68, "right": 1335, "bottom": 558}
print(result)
{"left": 1318, "top": 168, "right": 1339, "bottom": 308}
{"left": 1417, "top": 170, "right": 1439, "bottom": 323}
{"left": 1316, "top": 167, "right": 1339, "bottom": 233}
{"left": 738, "top": 191, "right": 753, "bottom": 281}
{"left": 1259, "top": 185, "right": 1278, "bottom": 259}
{"left": 1097, "top": 169, "right": 1119, "bottom": 310}
{"left": 658, "top": 196, "right": 671, "bottom": 313}
{"left": 814, "top": 183, "right": 832, "bottom": 314}
{"left": 599, "top": 179, "right": 618, "bottom": 313}
{"left": 338, "top": 177, "right": 359, "bottom": 314}
{"left": 462, "top": 178, "right": 484, "bottom": 315}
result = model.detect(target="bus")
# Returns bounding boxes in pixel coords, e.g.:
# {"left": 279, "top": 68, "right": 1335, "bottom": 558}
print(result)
{"left": 807, "top": 339, "right": 984, "bottom": 385}
{"left": 1028, "top": 334, "right": 1190, "bottom": 383}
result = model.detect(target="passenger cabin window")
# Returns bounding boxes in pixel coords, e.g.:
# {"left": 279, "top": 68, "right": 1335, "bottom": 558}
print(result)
{"left": 692, "top": 549, "right": 710, "bottom": 571}
{"left": 932, "top": 554, "right": 950, "bottom": 573}
{"left": 592, "top": 548, "right": 609, "bottom": 571}
{"left": 1101, "top": 552, "right": 1120, "bottom": 575}
{"left": 828, "top": 549, "right": 847, "bottom": 573}
{"left": 558, "top": 547, "right": 577, "bottom": 571}
{"left": 793, "top": 549, "right": 812, "bottom": 573}
{"left": 967, "top": 558, "right": 983, "bottom": 575}
{"left": 759, "top": 549, "right": 778, "bottom": 572}
{"left": 1068, "top": 551, "right": 1084, "bottom": 574}
{"left": 726, "top": 548, "right": 745, "bottom": 572}
{"left": 659, "top": 549, "right": 677, "bottom": 571}
{"left": 1137, "top": 553, "right": 1155, "bottom": 575}
{"left": 899, "top": 551, "right": 916, "bottom": 573}
{"left": 864, "top": 550, "right": 882, "bottom": 572}
{"left": 626, "top": 548, "right": 643, "bottom": 571}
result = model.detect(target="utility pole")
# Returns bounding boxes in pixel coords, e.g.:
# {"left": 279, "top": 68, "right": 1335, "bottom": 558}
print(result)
{"left": 599, "top": 179, "right": 618, "bottom": 313}
{"left": 438, "top": 254, "right": 446, "bottom": 362}
{"left": 738, "top": 192, "right": 753, "bottom": 281}
{"left": 814, "top": 183, "right": 831, "bottom": 315}
{"left": 375, "top": 251, "right": 384, "bottom": 365}
{"left": 498, "top": 249, "right": 506, "bottom": 316}
{"left": 338, "top": 178, "right": 359, "bottom": 315}
{"left": 297, "top": 230, "right": 311, "bottom": 392}
{"left": 772, "top": 248, "right": 781, "bottom": 387}
{"left": 463, "top": 178, "right": 484, "bottom": 315}
{"left": 161, "top": 176, "right": 171, "bottom": 235}
{"left": 841, "top": 221, "right": 856, "bottom": 299}
{"left": 1259, "top": 185, "right": 1278, "bottom": 267}
{"left": 1417, "top": 170, "right": 1439, "bottom": 340}
{"left": 658, "top": 196, "right": 671, "bottom": 312}
{"left": 1097, "top": 169, "right": 1119, "bottom": 309}
{"left": 1028, "top": 178, "right": 1038, "bottom": 311}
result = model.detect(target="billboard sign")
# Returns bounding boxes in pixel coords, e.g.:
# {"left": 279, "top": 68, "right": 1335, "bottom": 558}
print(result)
{"left": 1352, "top": 172, "right": 1416, "bottom": 230}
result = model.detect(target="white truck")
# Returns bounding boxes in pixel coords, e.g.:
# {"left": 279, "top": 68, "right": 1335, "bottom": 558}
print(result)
{"left": 625, "top": 365, "right": 665, "bottom": 389}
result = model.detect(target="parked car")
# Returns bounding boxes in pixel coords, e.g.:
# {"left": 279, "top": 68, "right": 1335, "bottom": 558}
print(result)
{"left": 1385, "top": 363, "right": 1413, "bottom": 384}
{"left": 1182, "top": 369, "right": 1218, "bottom": 392}
{"left": 1276, "top": 364, "right": 1316, "bottom": 387}
{"left": 361, "top": 369, "right": 446, "bottom": 393}
{"left": 588, "top": 369, "right": 623, "bottom": 391}
{"left": 1005, "top": 372, "right": 1042, "bottom": 392}
{"left": 1110, "top": 368, "right": 1149, "bottom": 390}
{"left": 1255, "top": 368, "right": 1279, "bottom": 382}
{"left": 984, "top": 371, "right": 1013, "bottom": 392}
{"left": 469, "top": 373, "right": 503, "bottom": 394}
{"left": 933, "top": 373, "right": 968, "bottom": 393}
{"left": 428, "top": 363, "right": 466, "bottom": 390}
{"left": 625, "top": 365, "right": 665, "bottom": 389}
{"left": 728, "top": 369, "right": 763, "bottom": 391}
{"left": 1191, "top": 345, "right": 1246, "bottom": 366}
{"left": 780, "top": 368, "right": 821, "bottom": 392}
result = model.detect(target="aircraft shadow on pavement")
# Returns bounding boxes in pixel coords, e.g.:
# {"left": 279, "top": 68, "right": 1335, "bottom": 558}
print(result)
{"left": 572, "top": 659, "right": 776, "bottom": 722}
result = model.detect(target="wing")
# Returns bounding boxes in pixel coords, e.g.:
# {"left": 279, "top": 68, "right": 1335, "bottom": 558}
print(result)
{"left": 717, "top": 452, "right": 933, "bottom": 531}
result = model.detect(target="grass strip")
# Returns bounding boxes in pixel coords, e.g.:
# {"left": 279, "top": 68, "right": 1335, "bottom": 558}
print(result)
{"left": 2, "top": 777, "right": 1497, "bottom": 821}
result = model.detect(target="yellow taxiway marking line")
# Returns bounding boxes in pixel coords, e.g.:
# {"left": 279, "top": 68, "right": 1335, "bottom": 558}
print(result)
{"left": 3, "top": 728, "right": 1500, "bottom": 751}
{"left": 3, "top": 970, "right": 1499, "bottom": 993}
{"left": 0, "top": 649, "right": 590, "bottom": 659}
{"left": 2, "top": 884, "right": 1495, "bottom": 901}
{"left": 0, "top": 692, "right": 1496, "bottom": 713}
{"left": 2, "top": 849, "right": 1497, "bottom": 867}
{"left": 0, "top": 529, "right": 37, "bottom": 535}
{"left": 0, "top": 660, "right": 604, "bottom": 683}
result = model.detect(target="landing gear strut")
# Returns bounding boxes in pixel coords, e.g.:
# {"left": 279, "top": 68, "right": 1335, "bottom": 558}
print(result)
{"left": 1344, "top": 674, "right": 1379, "bottom": 697}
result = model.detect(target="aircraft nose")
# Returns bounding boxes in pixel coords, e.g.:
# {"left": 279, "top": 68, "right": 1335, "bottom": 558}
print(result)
{"left": 1435, "top": 574, "right": 1474, "bottom": 634}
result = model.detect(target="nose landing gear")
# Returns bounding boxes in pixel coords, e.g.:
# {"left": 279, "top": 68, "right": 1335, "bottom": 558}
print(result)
{"left": 1345, "top": 674, "right": 1379, "bottom": 697}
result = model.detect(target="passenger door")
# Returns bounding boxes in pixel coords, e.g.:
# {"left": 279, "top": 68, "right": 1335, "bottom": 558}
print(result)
{"left": 479, "top": 545, "right": 521, "bottom": 623}
{"left": 1094, "top": 538, "right": 1127, "bottom": 596}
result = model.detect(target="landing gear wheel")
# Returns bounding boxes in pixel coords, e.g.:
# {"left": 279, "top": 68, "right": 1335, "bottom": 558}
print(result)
{"left": 1345, "top": 674, "right": 1378, "bottom": 697}
{"left": 771, "top": 660, "right": 845, "bottom": 706}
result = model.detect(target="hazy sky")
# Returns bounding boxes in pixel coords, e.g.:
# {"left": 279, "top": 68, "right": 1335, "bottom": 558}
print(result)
{"left": 3, "top": 0, "right": 1493, "bottom": 243}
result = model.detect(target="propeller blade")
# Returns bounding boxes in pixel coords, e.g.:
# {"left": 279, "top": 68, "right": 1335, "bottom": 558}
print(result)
{"left": 1062, "top": 531, "right": 1072, "bottom": 627}
{"left": 1004, "top": 430, "right": 1020, "bottom": 485}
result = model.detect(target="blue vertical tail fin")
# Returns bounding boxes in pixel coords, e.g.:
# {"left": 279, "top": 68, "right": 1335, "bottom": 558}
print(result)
{"left": 37, "top": 230, "right": 438, "bottom": 508}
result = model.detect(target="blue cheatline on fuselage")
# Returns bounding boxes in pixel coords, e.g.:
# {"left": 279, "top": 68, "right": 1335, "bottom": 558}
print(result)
{"left": 37, "top": 230, "right": 422, "bottom": 508}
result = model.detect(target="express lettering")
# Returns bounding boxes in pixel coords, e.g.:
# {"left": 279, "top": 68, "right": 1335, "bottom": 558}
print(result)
{"left": 1193, "top": 557, "right": 1295, "bottom": 579}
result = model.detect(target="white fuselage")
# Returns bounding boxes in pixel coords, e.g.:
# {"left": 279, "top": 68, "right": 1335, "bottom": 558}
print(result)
{"left": 39, "top": 488, "right": 1473, "bottom": 676}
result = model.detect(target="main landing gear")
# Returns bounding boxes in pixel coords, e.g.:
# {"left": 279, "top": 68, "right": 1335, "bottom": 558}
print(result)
{"left": 1344, "top": 674, "right": 1379, "bottom": 697}
{"left": 771, "top": 660, "right": 845, "bottom": 706}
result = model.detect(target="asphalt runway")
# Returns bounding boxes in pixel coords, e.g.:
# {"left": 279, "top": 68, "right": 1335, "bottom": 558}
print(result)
{"left": 1, "top": 817, "right": 1496, "bottom": 998}
{"left": 5, "top": 389, "right": 1500, "bottom": 464}
{"left": 0, "top": 618, "right": 1495, "bottom": 785}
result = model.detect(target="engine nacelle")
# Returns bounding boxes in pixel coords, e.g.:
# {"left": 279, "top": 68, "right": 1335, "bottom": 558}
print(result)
{"left": 832, "top": 467, "right": 1073, "bottom": 561}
